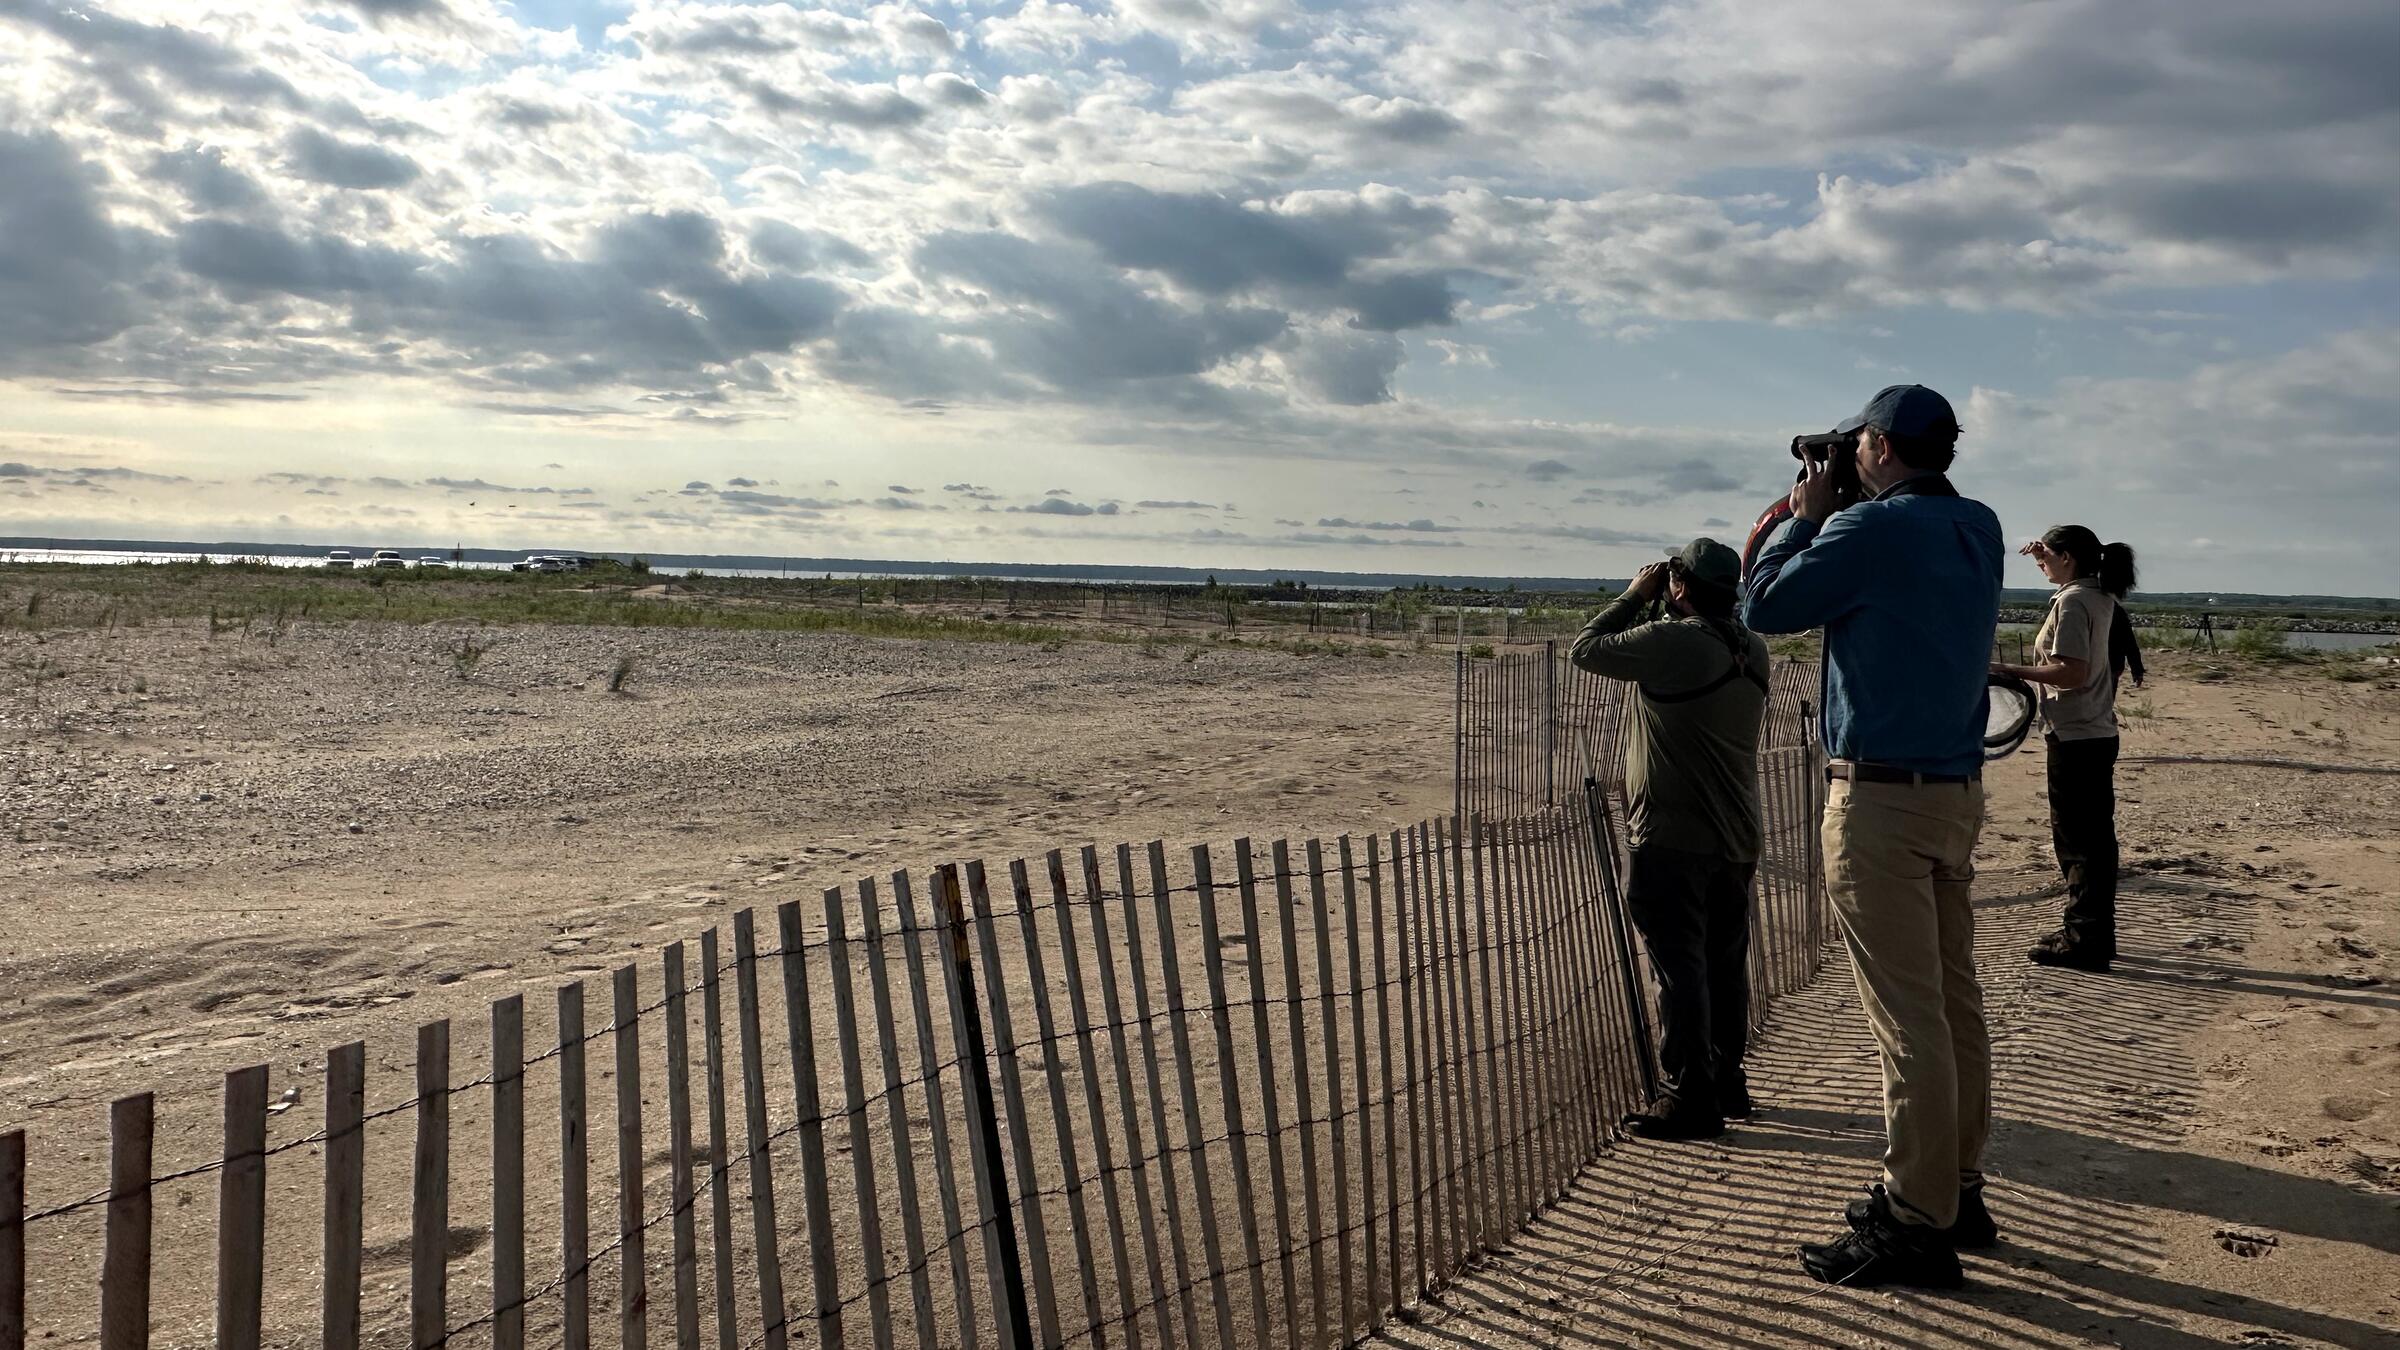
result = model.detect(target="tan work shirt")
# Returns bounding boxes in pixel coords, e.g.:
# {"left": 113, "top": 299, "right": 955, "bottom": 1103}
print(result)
{"left": 2035, "top": 578, "right": 2118, "bottom": 741}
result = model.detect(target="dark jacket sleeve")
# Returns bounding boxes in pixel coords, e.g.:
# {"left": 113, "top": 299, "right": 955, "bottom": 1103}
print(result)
{"left": 2109, "top": 604, "right": 2144, "bottom": 685}
{"left": 1570, "top": 592, "right": 1683, "bottom": 683}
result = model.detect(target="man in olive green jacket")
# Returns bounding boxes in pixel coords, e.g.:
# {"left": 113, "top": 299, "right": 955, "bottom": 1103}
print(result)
{"left": 1571, "top": 538, "right": 1769, "bottom": 1138}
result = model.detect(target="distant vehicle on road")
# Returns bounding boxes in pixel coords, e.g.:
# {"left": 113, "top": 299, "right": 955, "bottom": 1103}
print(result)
{"left": 513, "top": 555, "right": 567, "bottom": 573}
{"left": 324, "top": 549, "right": 355, "bottom": 569}
{"left": 416, "top": 556, "right": 450, "bottom": 569}
{"left": 367, "top": 549, "right": 407, "bottom": 570}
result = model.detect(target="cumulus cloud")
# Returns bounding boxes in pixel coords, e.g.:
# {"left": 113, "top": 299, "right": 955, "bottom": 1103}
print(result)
{"left": 0, "top": 0, "right": 2387, "bottom": 587}
{"left": 1315, "top": 517, "right": 1457, "bottom": 533}
{"left": 284, "top": 127, "right": 421, "bottom": 190}
{"left": 1014, "top": 497, "right": 1121, "bottom": 517}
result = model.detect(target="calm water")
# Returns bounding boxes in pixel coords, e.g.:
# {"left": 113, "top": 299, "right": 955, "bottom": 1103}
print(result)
{"left": 0, "top": 547, "right": 1174, "bottom": 587}
{"left": 1997, "top": 622, "right": 2395, "bottom": 653}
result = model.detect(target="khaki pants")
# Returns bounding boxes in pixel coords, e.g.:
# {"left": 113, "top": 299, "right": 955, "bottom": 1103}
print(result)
{"left": 1822, "top": 776, "right": 1990, "bottom": 1230}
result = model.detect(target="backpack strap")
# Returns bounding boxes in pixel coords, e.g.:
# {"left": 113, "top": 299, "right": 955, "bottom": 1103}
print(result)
{"left": 1641, "top": 617, "right": 1769, "bottom": 705}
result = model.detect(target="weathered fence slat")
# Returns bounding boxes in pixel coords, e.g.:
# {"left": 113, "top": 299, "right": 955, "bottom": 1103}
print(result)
{"left": 860, "top": 877, "right": 939, "bottom": 1347}
{"left": 1487, "top": 820, "right": 1525, "bottom": 1221}
{"left": 730, "top": 912, "right": 788, "bottom": 1350}
{"left": 970, "top": 862, "right": 1052, "bottom": 1350}
{"left": 1085, "top": 845, "right": 1172, "bottom": 1350}
{"left": 931, "top": 865, "right": 1035, "bottom": 1350}
{"left": 893, "top": 872, "right": 980, "bottom": 1350}
{"left": 1014, "top": 856, "right": 1101, "bottom": 1344}
{"left": 216, "top": 1063, "right": 268, "bottom": 1350}
{"left": 560, "top": 981, "right": 592, "bottom": 1350}
{"left": 1339, "top": 837, "right": 1379, "bottom": 1333}
{"left": 1434, "top": 816, "right": 1478, "bottom": 1266}
{"left": 1511, "top": 820, "right": 1552, "bottom": 1206}
{"left": 1192, "top": 844, "right": 1270, "bottom": 1346}
{"left": 493, "top": 996, "right": 527, "bottom": 1350}
{"left": 773, "top": 900, "right": 843, "bottom": 1350}
{"left": 1469, "top": 819, "right": 1506, "bottom": 1244}
{"left": 1308, "top": 840, "right": 1354, "bottom": 1345}
{"left": 1119, "top": 842, "right": 1201, "bottom": 1350}
{"left": 324, "top": 1043, "right": 366, "bottom": 1350}
{"left": 1374, "top": 832, "right": 1411, "bottom": 1314}
{"left": 1235, "top": 839, "right": 1297, "bottom": 1344}
{"left": 1413, "top": 822, "right": 1454, "bottom": 1284}
{"left": 1054, "top": 848, "right": 1140, "bottom": 1347}
{"left": 699, "top": 930, "right": 741, "bottom": 1350}
{"left": 99, "top": 1093, "right": 151, "bottom": 1350}
{"left": 412, "top": 1021, "right": 450, "bottom": 1350}
{"left": 999, "top": 859, "right": 1075, "bottom": 1349}
{"left": 1545, "top": 807, "right": 1584, "bottom": 1186}
{"left": 663, "top": 945, "right": 703, "bottom": 1350}
{"left": 1, "top": 1130, "right": 20, "bottom": 1350}
{"left": 1157, "top": 843, "right": 1235, "bottom": 1350}
{"left": 822, "top": 885, "right": 892, "bottom": 1350}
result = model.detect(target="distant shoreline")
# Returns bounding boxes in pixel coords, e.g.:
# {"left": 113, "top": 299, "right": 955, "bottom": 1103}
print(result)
{"left": 4, "top": 535, "right": 2396, "bottom": 616}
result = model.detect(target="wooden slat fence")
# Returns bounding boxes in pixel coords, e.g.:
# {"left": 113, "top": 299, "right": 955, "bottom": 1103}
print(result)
{"left": 1, "top": 755, "right": 1828, "bottom": 1350}
{"left": 1458, "top": 645, "right": 1819, "bottom": 823}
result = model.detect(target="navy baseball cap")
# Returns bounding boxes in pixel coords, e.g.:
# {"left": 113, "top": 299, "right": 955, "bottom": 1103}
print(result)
{"left": 1834, "top": 384, "right": 1959, "bottom": 439}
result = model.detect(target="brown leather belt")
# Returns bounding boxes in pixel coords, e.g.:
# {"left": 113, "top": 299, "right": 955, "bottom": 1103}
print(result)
{"left": 1826, "top": 761, "right": 1980, "bottom": 786}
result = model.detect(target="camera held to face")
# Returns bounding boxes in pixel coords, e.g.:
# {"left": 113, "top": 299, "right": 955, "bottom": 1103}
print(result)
{"left": 1788, "top": 430, "right": 1864, "bottom": 507}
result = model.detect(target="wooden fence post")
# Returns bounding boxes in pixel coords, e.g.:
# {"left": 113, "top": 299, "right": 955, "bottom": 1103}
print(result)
{"left": 492, "top": 996, "right": 527, "bottom": 1350}
{"left": 324, "top": 1044, "right": 365, "bottom": 1350}
{"left": 99, "top": 1093, "right": 151, "bottom": 1350}
{"left": 662, "top": 947, "right": 703, "bottom": 1350}
{"left": 892, "top": 874, "right": 980, "bottom": 1348}
{"left": 1084, "top": 845, "right": 1173, "bottom": 1350}
{"left": 773, "top": 900, "right": 844, "bottom": 1350}
{"left": 1121, "top": 843, "right": 1203, "bottom": 1350}
{"left": 931, "top": 865, "right": 1036, "bottom": 1350}
{"left": 216, "top": 1064, "right": 269, "bottom": 1350}
{"left": 1, "top": 1130, "right": 20, "bottom": 1350}
{"left": 1014, "top": 857, "right": 1099, "bottom": 1344}
{"left": 699, "top": 930, "right": 742, "bottom": 1350}
{"left": 1192, "top": 845, "right": 1270, "bottom": 1346}
{"left": 412, "top": 1021, "right": 451, "bottom": 1350}
{"left": 971, "top": 864, "right": 1056, "bottom": 1350}
{"left": 1053, "top": 849, "right": 1139, "bottom": 1345}
{"left": 1272, "top": 840, "right": 1326, "bottom": 1349}
{"left": 613, "top": 967, "right": 650, "bottom": 1350}
{"left": 558, "top": 981, "right": 594, "bottom": 1350}
{"left": 1235, "top": 840, "right": 1296, "bottom": 1344}
{"left": 821, "top": 885, "right": 892, "bottom": 1350}
{"left": 860, "top": 878, "right": 940, "bottom": 1346}
{"left": 730, "top": 912, "right": 789, "bottom": 1350}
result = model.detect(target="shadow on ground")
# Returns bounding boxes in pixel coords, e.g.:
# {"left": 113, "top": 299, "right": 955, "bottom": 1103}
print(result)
{"left": 1370, "top": 870, "right": 2400, "bottom": 1349}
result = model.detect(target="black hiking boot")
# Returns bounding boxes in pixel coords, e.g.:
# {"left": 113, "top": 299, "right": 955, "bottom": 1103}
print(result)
{"left": 1620, "top": 1097, "right": 1725, "bottom": 1141}
{"left": 1845, "top": 1183, "right": 1997, "bottom": 1250}
{"left": 2028, "top": 929, "right": 2112, "bottom": 972}
{"left": 1719, "top": 1079, "right": 1754, "bottom": 1121}
{"left": 1800, "top": 1187, "right": 1963, "bottom": 1288}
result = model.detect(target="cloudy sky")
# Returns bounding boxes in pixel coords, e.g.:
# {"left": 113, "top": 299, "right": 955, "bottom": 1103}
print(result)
{"left": 2, "top": 0, "right": 2395, "bottom": 592}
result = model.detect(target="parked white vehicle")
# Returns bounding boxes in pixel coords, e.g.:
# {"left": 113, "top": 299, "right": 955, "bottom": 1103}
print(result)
{"left": 324, "top": 549, "right": 355, "bottom": 569}
{"left": 367, "top": 549, "right": 407, "bottom": 570}
{"left": 416, "top": 556, "right": 450, "bottom": 569}
{"left": 513, "top": 555, "right": 566, "bottom": 573}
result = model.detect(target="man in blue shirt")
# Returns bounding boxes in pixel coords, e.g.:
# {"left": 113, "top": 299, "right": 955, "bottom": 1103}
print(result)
{"left": 1745, "top": 385, "right": 2004, "bottom": 1289}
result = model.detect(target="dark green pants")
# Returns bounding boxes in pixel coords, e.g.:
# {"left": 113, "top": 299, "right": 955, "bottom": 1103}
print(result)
{"left": 1625, "top": 843, "right": 1756, "bottom": 1114}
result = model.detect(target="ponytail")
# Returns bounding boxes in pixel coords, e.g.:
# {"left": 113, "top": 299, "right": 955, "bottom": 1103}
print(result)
{"left": 2041, "top": 525, "right": 2137, "bottom": 597}
{"left": 2099, "top": 542, "right": 2138, "bottom": 598}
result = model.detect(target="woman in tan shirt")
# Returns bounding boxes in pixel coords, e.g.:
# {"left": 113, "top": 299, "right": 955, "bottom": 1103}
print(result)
{"left": 1992, "top": 525, "right": 2139, "bottom": 971}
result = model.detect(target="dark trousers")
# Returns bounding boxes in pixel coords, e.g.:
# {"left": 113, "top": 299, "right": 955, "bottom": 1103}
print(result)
{"left": 2046, "top": 734, "right": 2121, "bottom": 955}
{"left": 1624, "top": 843, "right": 1757, "bottom": 1115}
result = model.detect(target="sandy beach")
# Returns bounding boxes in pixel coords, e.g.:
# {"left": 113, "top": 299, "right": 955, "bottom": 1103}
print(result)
{"left": 4, "top": 610, "right": 2396, "bottom": 1346}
